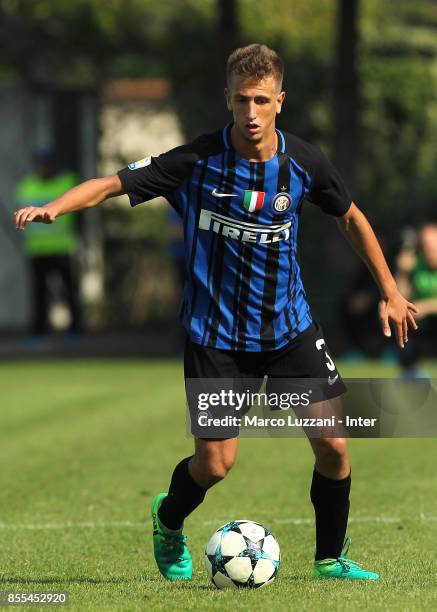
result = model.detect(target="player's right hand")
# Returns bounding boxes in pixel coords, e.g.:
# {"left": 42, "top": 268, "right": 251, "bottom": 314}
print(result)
{"left": 14, "top": 206, "right": 56, "bottom": 230}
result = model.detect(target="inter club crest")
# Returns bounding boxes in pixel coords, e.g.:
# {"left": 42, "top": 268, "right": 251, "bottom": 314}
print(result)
{"left": 272, "top": 192, "right": 292, "bottom": 213}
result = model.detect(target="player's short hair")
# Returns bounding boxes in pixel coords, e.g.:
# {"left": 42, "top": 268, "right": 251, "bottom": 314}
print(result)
{"left": 226, "top": 44, "right": 284, "bottom": 89}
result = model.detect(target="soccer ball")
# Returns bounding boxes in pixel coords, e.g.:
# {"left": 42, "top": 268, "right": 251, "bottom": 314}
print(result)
{"left": 204, "top": 520, "right": 280, "bottom": 589}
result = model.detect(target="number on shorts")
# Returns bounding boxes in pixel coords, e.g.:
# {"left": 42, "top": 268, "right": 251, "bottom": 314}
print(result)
{"left": 315, "top": 338, "right": 336, "bottom": 372}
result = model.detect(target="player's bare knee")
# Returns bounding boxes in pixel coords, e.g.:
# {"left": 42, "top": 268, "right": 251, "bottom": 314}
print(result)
{"left": 221, "top": 445, "right": 237, "bottom": 470}
{"left": 206, "top": 461, "right": 231, "bottom": 483}
{"left": 191, "top": 456, "right": 232, "bottom": 487}
{"left": 191, "top": 441, "right": 237, "bottom": 486}
{"left": 313, "top": 437, "right": 348, "bottom": 468}
{"left": 206, "top": 448, "right": 236, "bottom": 481}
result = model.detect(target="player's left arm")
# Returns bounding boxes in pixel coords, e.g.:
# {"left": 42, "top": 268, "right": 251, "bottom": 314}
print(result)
{"left": 335, "top": 202, "right": 418, "bottom": 348}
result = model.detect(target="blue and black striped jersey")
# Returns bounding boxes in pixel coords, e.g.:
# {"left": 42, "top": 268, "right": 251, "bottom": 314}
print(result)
{"left": 118, "top": 124, "right": 351, "bottom": 351}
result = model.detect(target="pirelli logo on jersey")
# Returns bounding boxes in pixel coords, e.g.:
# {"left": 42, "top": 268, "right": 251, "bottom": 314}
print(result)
{"left": 198, "top": 209, "right": 291, "bottom": 244}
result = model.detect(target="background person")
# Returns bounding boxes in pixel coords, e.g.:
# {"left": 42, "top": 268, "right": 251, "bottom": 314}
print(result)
{"left": 338, "top": 261, "right": 381, "bottom": 359}
{"left": 15, "top": 149, "right": 82, "bottom": 338}
{"left": 395, "top": 223, "right": 437, "bottom": 375}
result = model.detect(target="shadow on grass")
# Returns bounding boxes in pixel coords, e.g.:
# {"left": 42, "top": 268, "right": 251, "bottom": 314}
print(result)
{"left": 0, "top": 573, "right": 303, "bottom": 589}
{"left": 0, "top": 577, "right": 133, "bottom": 585}
{"left": 0, "top": 576, "right": 216, "bottom": 592}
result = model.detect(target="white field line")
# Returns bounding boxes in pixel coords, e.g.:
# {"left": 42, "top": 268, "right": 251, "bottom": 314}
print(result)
{"left": 0, "top": 515, "right": 436, "bottom": 530}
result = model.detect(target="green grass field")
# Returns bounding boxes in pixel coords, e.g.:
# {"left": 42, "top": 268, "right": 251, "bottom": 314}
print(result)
{"left": 1, "top": 359, "right": 437, "bottom": 611}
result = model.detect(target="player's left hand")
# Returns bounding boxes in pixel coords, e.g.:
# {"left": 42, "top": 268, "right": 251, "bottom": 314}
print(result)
{"left": 378, "top": 290, "right": 418, "bottom": 348}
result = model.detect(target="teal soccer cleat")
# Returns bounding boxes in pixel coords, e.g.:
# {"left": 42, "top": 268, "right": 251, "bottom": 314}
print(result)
{"left": 151, "top": 492, "right": 193, "bottom": 580}
{"left": 312, "top": 537, "right": 379, "bottom": 580}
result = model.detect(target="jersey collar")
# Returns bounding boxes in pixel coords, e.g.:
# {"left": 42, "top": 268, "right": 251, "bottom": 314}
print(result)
{"left": 222, "top": 123, "right": 286, "bottom": 155}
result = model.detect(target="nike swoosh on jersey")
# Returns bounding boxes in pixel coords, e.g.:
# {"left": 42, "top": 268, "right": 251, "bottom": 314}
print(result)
{"left": 328, "top": 374, "right": 339, "bottom": 385}
{"left": 211, "top": 188, "right": 237, "bottom": 198}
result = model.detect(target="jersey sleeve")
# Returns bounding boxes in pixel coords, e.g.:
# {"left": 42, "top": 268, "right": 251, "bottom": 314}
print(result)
{"left": 117, "top": 142, "right": 201, "bottom": 207}
{"left": 307, "top": 147, "right": 352, "bottom": 216}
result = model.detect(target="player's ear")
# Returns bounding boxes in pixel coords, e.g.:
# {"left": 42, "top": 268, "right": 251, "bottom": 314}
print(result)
{"left": 276, "top": 90, "right": 286, "bottom": 114}
{"left": 224, "top": 88, "right": 232, "bottom": 112}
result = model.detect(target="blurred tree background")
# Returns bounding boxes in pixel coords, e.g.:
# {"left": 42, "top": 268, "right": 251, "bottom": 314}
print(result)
{"left": 1, "top": 0, "right": 437, "bottom": 333}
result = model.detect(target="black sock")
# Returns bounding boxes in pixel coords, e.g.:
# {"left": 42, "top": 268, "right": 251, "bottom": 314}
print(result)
{"left": 310, "top": 468, "right": 351, "bottom": 561}
{"left": 158, "top": 456, "right": 207, "bottom": 530}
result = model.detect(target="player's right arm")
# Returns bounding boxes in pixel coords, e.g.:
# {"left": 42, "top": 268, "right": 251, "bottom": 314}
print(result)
{"left": 14, "top": 175, "right": 123, "bottom": 230}
{"left": 15, "top": 138, "right": 207, "bottom": 230}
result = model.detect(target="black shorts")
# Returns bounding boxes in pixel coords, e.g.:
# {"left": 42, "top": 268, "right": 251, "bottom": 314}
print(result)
{"left": 185, "top": 321, "right": 346, "bottom": 438}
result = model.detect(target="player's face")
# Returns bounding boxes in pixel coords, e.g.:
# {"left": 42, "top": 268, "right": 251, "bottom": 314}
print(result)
{"left": 224, "top": 74, "right": 285, "bottom": 143}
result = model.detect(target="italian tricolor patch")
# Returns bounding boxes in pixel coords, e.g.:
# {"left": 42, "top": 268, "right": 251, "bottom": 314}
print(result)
{"left": 243, "top": 190, "right": 265, "bottom": 212}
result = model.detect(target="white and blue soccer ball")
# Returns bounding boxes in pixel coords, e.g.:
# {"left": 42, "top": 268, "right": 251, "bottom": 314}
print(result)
{"left": 204, "top": 520, "right": 281, "bottom": 589}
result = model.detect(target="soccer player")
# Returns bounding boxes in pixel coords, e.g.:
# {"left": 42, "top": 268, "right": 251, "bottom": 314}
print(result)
{"left": 15, "top": 44, "right": 418, "bottom": 581}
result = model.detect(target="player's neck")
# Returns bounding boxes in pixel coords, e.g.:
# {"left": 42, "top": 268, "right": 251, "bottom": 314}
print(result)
{"left": 230, "top": 125, "right": 278, "bottom": 162}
